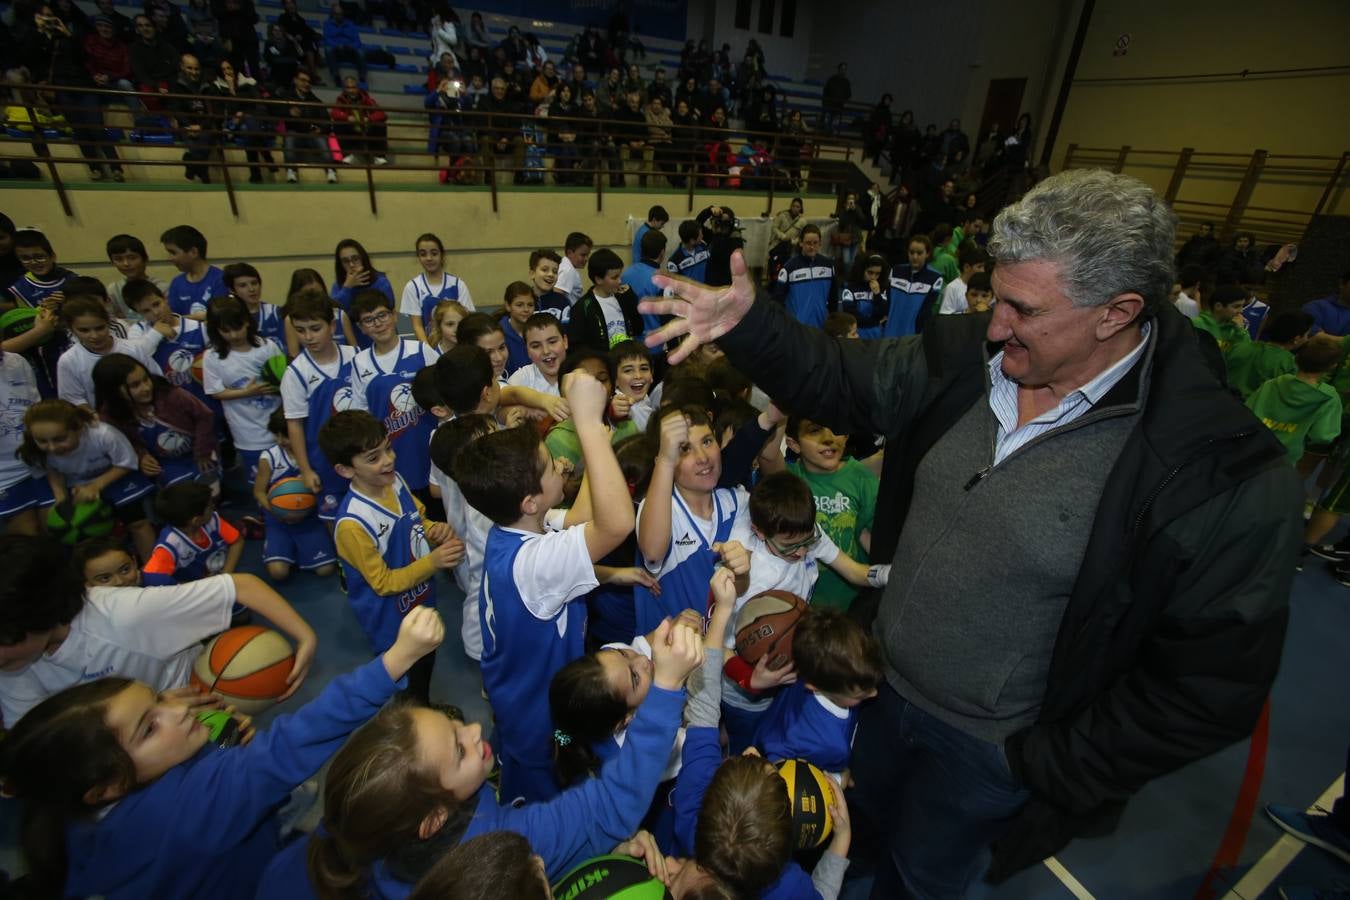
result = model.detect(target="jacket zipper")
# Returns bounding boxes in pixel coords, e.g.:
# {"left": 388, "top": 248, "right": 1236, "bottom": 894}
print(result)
{"left": 964, "top": 404, "right": 1139, "bottom": 492}
{"left": 1130, "top": 426, "right": 1262, "bottom": 535}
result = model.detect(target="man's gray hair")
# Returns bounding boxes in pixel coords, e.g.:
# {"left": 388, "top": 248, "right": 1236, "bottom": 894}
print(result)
{"left": 988, "top": 169, "right": 1176, "bottom": 315}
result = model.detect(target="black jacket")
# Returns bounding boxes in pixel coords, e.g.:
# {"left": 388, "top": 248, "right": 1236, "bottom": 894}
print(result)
{"left": 716, "top": 298, "right": 1297, "bottom": 879}
{"left": 567, "top": 286, "right": 644, "bottom": 354}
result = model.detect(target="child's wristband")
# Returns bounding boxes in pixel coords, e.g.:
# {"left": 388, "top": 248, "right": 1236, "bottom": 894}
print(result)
{"left": 867, "top": 564, "right": 890, "bottom": 589}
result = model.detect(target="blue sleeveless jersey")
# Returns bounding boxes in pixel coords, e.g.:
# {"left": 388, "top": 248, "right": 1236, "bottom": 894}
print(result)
{"left": 285, "top": 346, "right": 357, "bottom": 517}
{"left": 167, "top": 266, "right": 227, "bottom": 318}
{"left": 335, "top": 474, "right": 435, "bottom": 653}
{"left": 150, "top": 512, "right": 234, "bottom": 582}
{"left": 9, "top": 269, "right": 75, "bottom": 397}
{"left": 408, "top": 273, "right": 467, "bottom": 331}
{"left": 137, "top": 411, "right": 200, "bottom": 486}
{"left": 141, "top": 317, "right": 213, "bottom": 408}
{"left": 479, "top": 526, "right": 588, "bottom": 797}
{"left": 633, "top": 488, "right": 740, "bottom": 635}
{"left": 253, "top": 303, "right": 285, "bottom": 344}
{"left": 353, "top": 340, "right": 436, "bottom": 490}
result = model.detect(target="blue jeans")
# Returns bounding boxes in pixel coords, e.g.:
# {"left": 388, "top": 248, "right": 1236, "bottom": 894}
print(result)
{"left": 847, "top": 685, "right": 1030, "bottom": 899}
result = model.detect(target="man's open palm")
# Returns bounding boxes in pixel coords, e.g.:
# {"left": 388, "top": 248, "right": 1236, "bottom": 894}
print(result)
{"left": 642, "top": 249, "right": 757, "bottom": 364}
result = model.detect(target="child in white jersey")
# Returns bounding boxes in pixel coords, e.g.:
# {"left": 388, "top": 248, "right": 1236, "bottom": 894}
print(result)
{"left": 202, "top": 296, "right": 284, "bottom": 480}
{"left": 253, "top": 409, "right": 338, "bottom": 581}
{"left": 401, "top": 233, "right": 475, "bottom": 346}
{"left": 56, "top": 296, "right": 166, "bottom": 410}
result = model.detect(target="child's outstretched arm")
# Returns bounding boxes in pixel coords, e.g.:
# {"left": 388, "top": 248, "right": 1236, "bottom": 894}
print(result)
{"left": 500, "top": 384, "right": 570, "bottom": 421}
{"left": 180, "top": 608, "right": 443, "bottom": 851}
{"left": 567, "top": 370, "right": 636, "bottom": 561}
{"left": 810, "top": 779, "right": 852, "bottom": 900}
{"left": 230, "top": 573, "right": 319, "bottom": 699}
{"left": 637, "top": 409, "right": 687, "bottom": 565}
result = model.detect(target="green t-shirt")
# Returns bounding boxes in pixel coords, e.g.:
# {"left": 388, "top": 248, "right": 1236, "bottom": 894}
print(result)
{"left": 1192, "top": 311, "right": 1251, "bottom": 358}
{"left": 787, "top": 457, "right": 879, "bottom": 611}
{"left": 545, "top": 417, "right": 640, "bottom": 469}
{"left": 1224, "top": 341, "right": 1296, "bottom": 400}
{"left": 1245, "top": 374, "right": 1343, "bottom": 462}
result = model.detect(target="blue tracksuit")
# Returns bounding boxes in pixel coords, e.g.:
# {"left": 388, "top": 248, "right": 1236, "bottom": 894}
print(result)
{"left": 631, "top": 222, "right": 653, "bottom": 264}
{"left": 167, "top": 266, "right": 227, "bottom": 318}
{"left": 500, "top": 316, "right": 530, "bottom": 375}
{"left": 839, "top": 282, "right": 886, "bottom": 336}
{"left": 255, "top": 683, "right": 686, "bottom": 899}
{"left": 774, "top": 254, "right": 836, "bottom": 329}
{"left": 536, "top": 288, "right": 572, "bottom": 325}
{"left": 884, "top": 263, "right": 944, "bottom": 337}
{"left": 65, "top": 656, "right": 403, "bottom": 900}
{"left": 672, "top": 726, "right": 822, "bottom": 899}
{"left": 622, "top": 259, "right": 665, "bottom": 333}
{"left": 666, "top": 242, "right": 710, "bottom": 285}
{"left": 753, "top": 680, "right": 857, "bottom": 773}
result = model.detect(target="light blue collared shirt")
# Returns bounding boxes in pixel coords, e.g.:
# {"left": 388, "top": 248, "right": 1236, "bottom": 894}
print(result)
{"left": 987, "top": 322, "right": 1152, "bottom": 466}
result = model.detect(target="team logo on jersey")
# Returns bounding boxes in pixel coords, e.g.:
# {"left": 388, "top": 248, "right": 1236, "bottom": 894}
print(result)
{"left": 206, "top": 548, "right": 228, "bottom": 574}
{"left": 409, "top": 519, "right": 431, "bottom": 560}
{"left": 331, "top": 385, "right": 355, "bottom": 414}
{"left": 156, "top": 429, "right": 191, "bottom": 457}
{"left": 383, "top": 383, "right": 423, "bottom": 440}
{"left": 165, "top": 348, "right": 197, "bottom": 386}
{"left": 675, "top": 532, "right": 697, "bottom": 547}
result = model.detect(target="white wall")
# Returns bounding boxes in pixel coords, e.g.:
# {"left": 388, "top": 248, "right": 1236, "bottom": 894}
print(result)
{"left": 686, "top": 0, "right": 814, "bottom": 79}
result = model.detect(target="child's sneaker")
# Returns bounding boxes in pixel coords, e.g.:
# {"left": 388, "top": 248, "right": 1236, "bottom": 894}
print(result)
{"left": 1266, "top": 804, "right": 1350, "bottom": 864}
{"left": 1308, "top": 542, "right": 1350, "bottom": 562}
{"left": 1331, "top": 564, "right": 1350, "bottom": 589}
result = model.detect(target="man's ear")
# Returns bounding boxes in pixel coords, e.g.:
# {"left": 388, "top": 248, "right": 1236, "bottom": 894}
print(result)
{"left": 418, "top": 805, "right": 448, "bottom": 840}
{"left": 1097, "top": 292, "right": 1145, "bottom": 340}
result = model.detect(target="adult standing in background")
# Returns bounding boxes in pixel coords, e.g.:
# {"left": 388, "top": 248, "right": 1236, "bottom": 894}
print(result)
{"left": 640, "top": 169, "right": 1297, "bottom": 897}
{"left": 821, "top": 63, "right": 851, "bottom": 136}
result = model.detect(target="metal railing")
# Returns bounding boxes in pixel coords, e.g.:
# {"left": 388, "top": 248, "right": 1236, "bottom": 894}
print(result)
{"left": 3, "top": 84, "right": 870, "bottom": 219}
{"left": 1061, "top": 143, "right": 1350, "bottom": 246}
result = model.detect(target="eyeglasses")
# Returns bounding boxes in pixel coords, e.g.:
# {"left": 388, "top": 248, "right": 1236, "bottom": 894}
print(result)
{"left": 765, "top": 526, "right": 821, "bottom": 558}
{"left": 17, "top": 254, "right": 50, "bottom": 264}
{"left": 339, "top": 255, "right": 362, "bottom": 265}
{"left": 359, "top": 310, "right": 391, "bottom": 327}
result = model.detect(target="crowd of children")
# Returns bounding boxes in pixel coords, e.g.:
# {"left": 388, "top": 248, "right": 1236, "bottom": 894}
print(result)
{"left": 0, "top": 205, "right": 1333, "bottom": 900}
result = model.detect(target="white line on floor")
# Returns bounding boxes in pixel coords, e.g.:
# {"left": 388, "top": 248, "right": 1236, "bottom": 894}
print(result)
{"left": 1044, "top": 856, "right": 1096, "bottom": 899}
{"left": 1223, "top": 774, "right": 1346, "bottom": 900}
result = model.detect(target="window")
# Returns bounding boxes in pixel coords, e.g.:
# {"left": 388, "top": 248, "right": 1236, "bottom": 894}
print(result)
{"left": 779, "top": 0, "right": 795, "bottom": 36}
{"left": 735, "top": 0, "right": 751, "bottom": 30}
{"left": 758, "top": 0, "right": 774, "bottom": 34}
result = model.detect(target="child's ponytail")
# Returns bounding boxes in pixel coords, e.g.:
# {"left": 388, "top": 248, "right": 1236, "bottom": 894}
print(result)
{"left": 308, "top": 703, "right": 463, "bottom": 899}
{"left": 548, "top": 654, "right": 629, "bottom": 788}
{"left": 0, "top": 678, "right": 137, "bottom": 899}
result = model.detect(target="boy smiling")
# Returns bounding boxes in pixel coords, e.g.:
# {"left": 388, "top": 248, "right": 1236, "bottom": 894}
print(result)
{"left": 507, "top": 312, "right": 569, "bottom": 396}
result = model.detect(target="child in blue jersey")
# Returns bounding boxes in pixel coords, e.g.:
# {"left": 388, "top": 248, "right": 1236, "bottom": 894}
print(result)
{"left": 634, "top": 405, "right": 752, "bottom": 636}
{"left": 0, "top": 603, "right": 444, "bottom": 900}
{"left": 224, "top": 262, "right": 286, "bottom": 345}
{"left": 401, "top": 232, "right": 475, "bottom": 347}
{"left": 665, "top": 567, "right": 853, "bottom": 900}
{"left": 91, "top": 354, "right": 219, "bottom": 490}
{"left": 349, "top": 290, "right": 440, "bottom": 501}
{"left": 142, "top": 482, "right": 244, "bottom": 592}
{"left": 666, "top": 220, "right": 710, "bottom": 287}
{"left": 7, "top": 230, "right": 77, "bottom": 397}
{"left": 632, "top": 205, "right": 669, "bottom": 263}
{"left": 279, "top": 291, "right": 358, "bottom": 522}
{"left": 202, "top": 296, "right": 284, "bottom": 480}
{"left": 883, "top": 234, "right": 945, "bottom": 337}
{"left": 839, "top": 254, "right": 889, "bottom": 338}
{"left": 124, "top": 280, "right": 215, "bottom": 408}
{"left": 254, "top": 409, "right": 339, "bottom": 582}
{"left": 754, "top": 608, "right": 881, "bottom": 778}
{"left": 20, "top": 399, "right": 157, "bottom": 560}
{"left": 320, "top": 410, "right": 465, "bottom": 703}
{"left": 500, "top": 280, "right": 537, "bottom": 376}
{"left": 623, "top": 229, "right": 669, "bottom": 335}
{"left": 772, "top": 225, "right": 837, "bottom": 329}
{"left": 160, "top": 225, "right": 225, "bottom": 319}
{"left": 267, "top": 616, "right": 703, "bottom": 900}
{"left": 529, "top": 248, "right": 573, "bottom": 323}
{"left": 331, "top": 238, "right": 394, "bottom": 348}
{"left": 454, "top": 370, "right": 637, "bottom": 803}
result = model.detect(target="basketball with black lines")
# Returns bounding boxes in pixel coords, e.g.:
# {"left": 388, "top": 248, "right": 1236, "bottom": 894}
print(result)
{"left": 734, "top": 590, "right": 808, "bottom": 670}
{"left": 550, "top": 854, "right": 672, "bottom": 899}
{"left": 777, "top": 758, "right": 836, "bottom": 849}
{"left": 189, "top": 625, "right": 295, "bottom": 714}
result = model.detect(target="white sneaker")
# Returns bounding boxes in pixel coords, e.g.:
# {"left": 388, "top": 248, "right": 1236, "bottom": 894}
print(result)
{"left": 285, "top": 168, "right": 298, "bottom": 183}
{"left": 325, "top": 168, "right": 338, "bottom": 183}
{"left": 341, "top": 154, "right": 357, "bottom": 165}
{"left": 373, "top": 156, "right": 388, "bottom": 166}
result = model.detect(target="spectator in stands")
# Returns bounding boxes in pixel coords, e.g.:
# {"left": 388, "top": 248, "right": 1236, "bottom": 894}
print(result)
{"left": 645, "top": 95, "right": 675, "bottom": 186}
{"left": 865, "top": 94, "right": 892, "bottom": 166}
{"left": 166, "top": 52, "right": 214, "bottom": 183}
{"left": 577, "top": 26, "right": 604, "bottom": 76}
{"left": 24, "top": 4, "right": 126, "bottom": 181}
{"left": 148, "top": 1, "right": 190, "bottom": 52}
{"left": 669, "top": 97, "right": 696, "bottom": 187}
{"left": 547, "top": 82, "right": 580, "bottom": 184}
{"left": 184, "top": 0, "right": 217, "bottom": 36}
{"left": 675, "top": 74, "right": 698, "bottom": 117}
{"left": 95, "top": 0, "right": 135, "bottom": 41}
{"left": 278, "top": 69, "right": 337, "bottom": 183}
{"left": 529, "top": 60, "right": 559, "bottom": 107}
{"left": 1176, "top": 221, "right": 1220, "bottom": 273}
{"left": 833, "top": 190, "right": 870, "bottom": 274}
{"left": 499, "top": 24, "right": 527, "bottom": 64}
{"left": 779, "top": 108, "right": 808, "bottom": 184}
{"left": 876, "top": 183, "right": 919, "bottom": 257}
{"left": 938, "top": 118, "right": 969, "bottom": 160}
{"left": 427, "top": 2, "right": 458, "bottom": 66}
{"left": 206, "top": 57, "right": 275, "bottom": 182}
{"left": 745, "top": 85, "right": 778, "bottom": 134}
{"left": 615, "top": 89, "right": 650, "bottom": 187}
{"left": 464, "top": 71, "right": 486, "bottom": 105}
{"left": 213, "top": 0, "right": 259, "bottom": 77}
{"left": 622, "top": 62, "right": 643, "bottom": 97}
{"left": 770, "top": 197, "right": 807, "bottom": 273}
{"left": 524, "top": 33, "right": 548, "bottom": 72}
{"left": 323, "top": 2, "right": 366, "bottom": 87}
{"left": 184, "top": 18, "right": 228, "bottom": 73}
{"left": 1219, "top": 232, "right": 1264, "bottom": 285}
{"left": 1303, "top": 272, "right": 1350, "bottom": 337}
{"left": 464, "top": 10, "right": 489, "bottom": 53}
{"left": 647, "top": 67, "right": 671, "bottom": 109}
{"left": 821, "top": 63, "right": 851, "bottom": 136}
{"left": 425, "top": 52, "right": 456, "bottom": 92}
{"left": 84, "top": 16, "right": 135, "bottom": 94}
{"left": 278, "top": 0, "right": 321, "bottom": 83}
{"left": 130, "top": 14, "right": 179, "bottom": 94}
{"left": 567, "top": 62, "right": 592, "bottom": 98}
{"left": 263, "top": 23, "right": 300, "bottom": 89}
{"left": 598, "top": 66, "right": 624, "bottom": 114}
{"left": 477, "top": 76, "right": 523, "bottom": 184}
{"left": 331, "top": 75, "right": 388, "bottom": 165}
{"left": 575, "top": 89, "right": 619, "bottom": 187}
{"left": 426, "top": 70, "right": 473, "bottom": 161}
{"left": 458, "top": 45, "right": 485, "bottom": 81}
{"left": 697, "top": 77, "right": 729, "bottom": 120}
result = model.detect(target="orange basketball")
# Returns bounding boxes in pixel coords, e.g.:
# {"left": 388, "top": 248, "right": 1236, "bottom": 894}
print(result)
{"left": 190, "top": 625, "right": 296, "bottom": 714}
{"left": 734, "top": 590, "right": 808, "bottom": 670}
{"left": 190, "top": 351, "right": 205, "bottom": 385}
{"left": 268, "top": 476, "right": 317, "bottom": 519}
